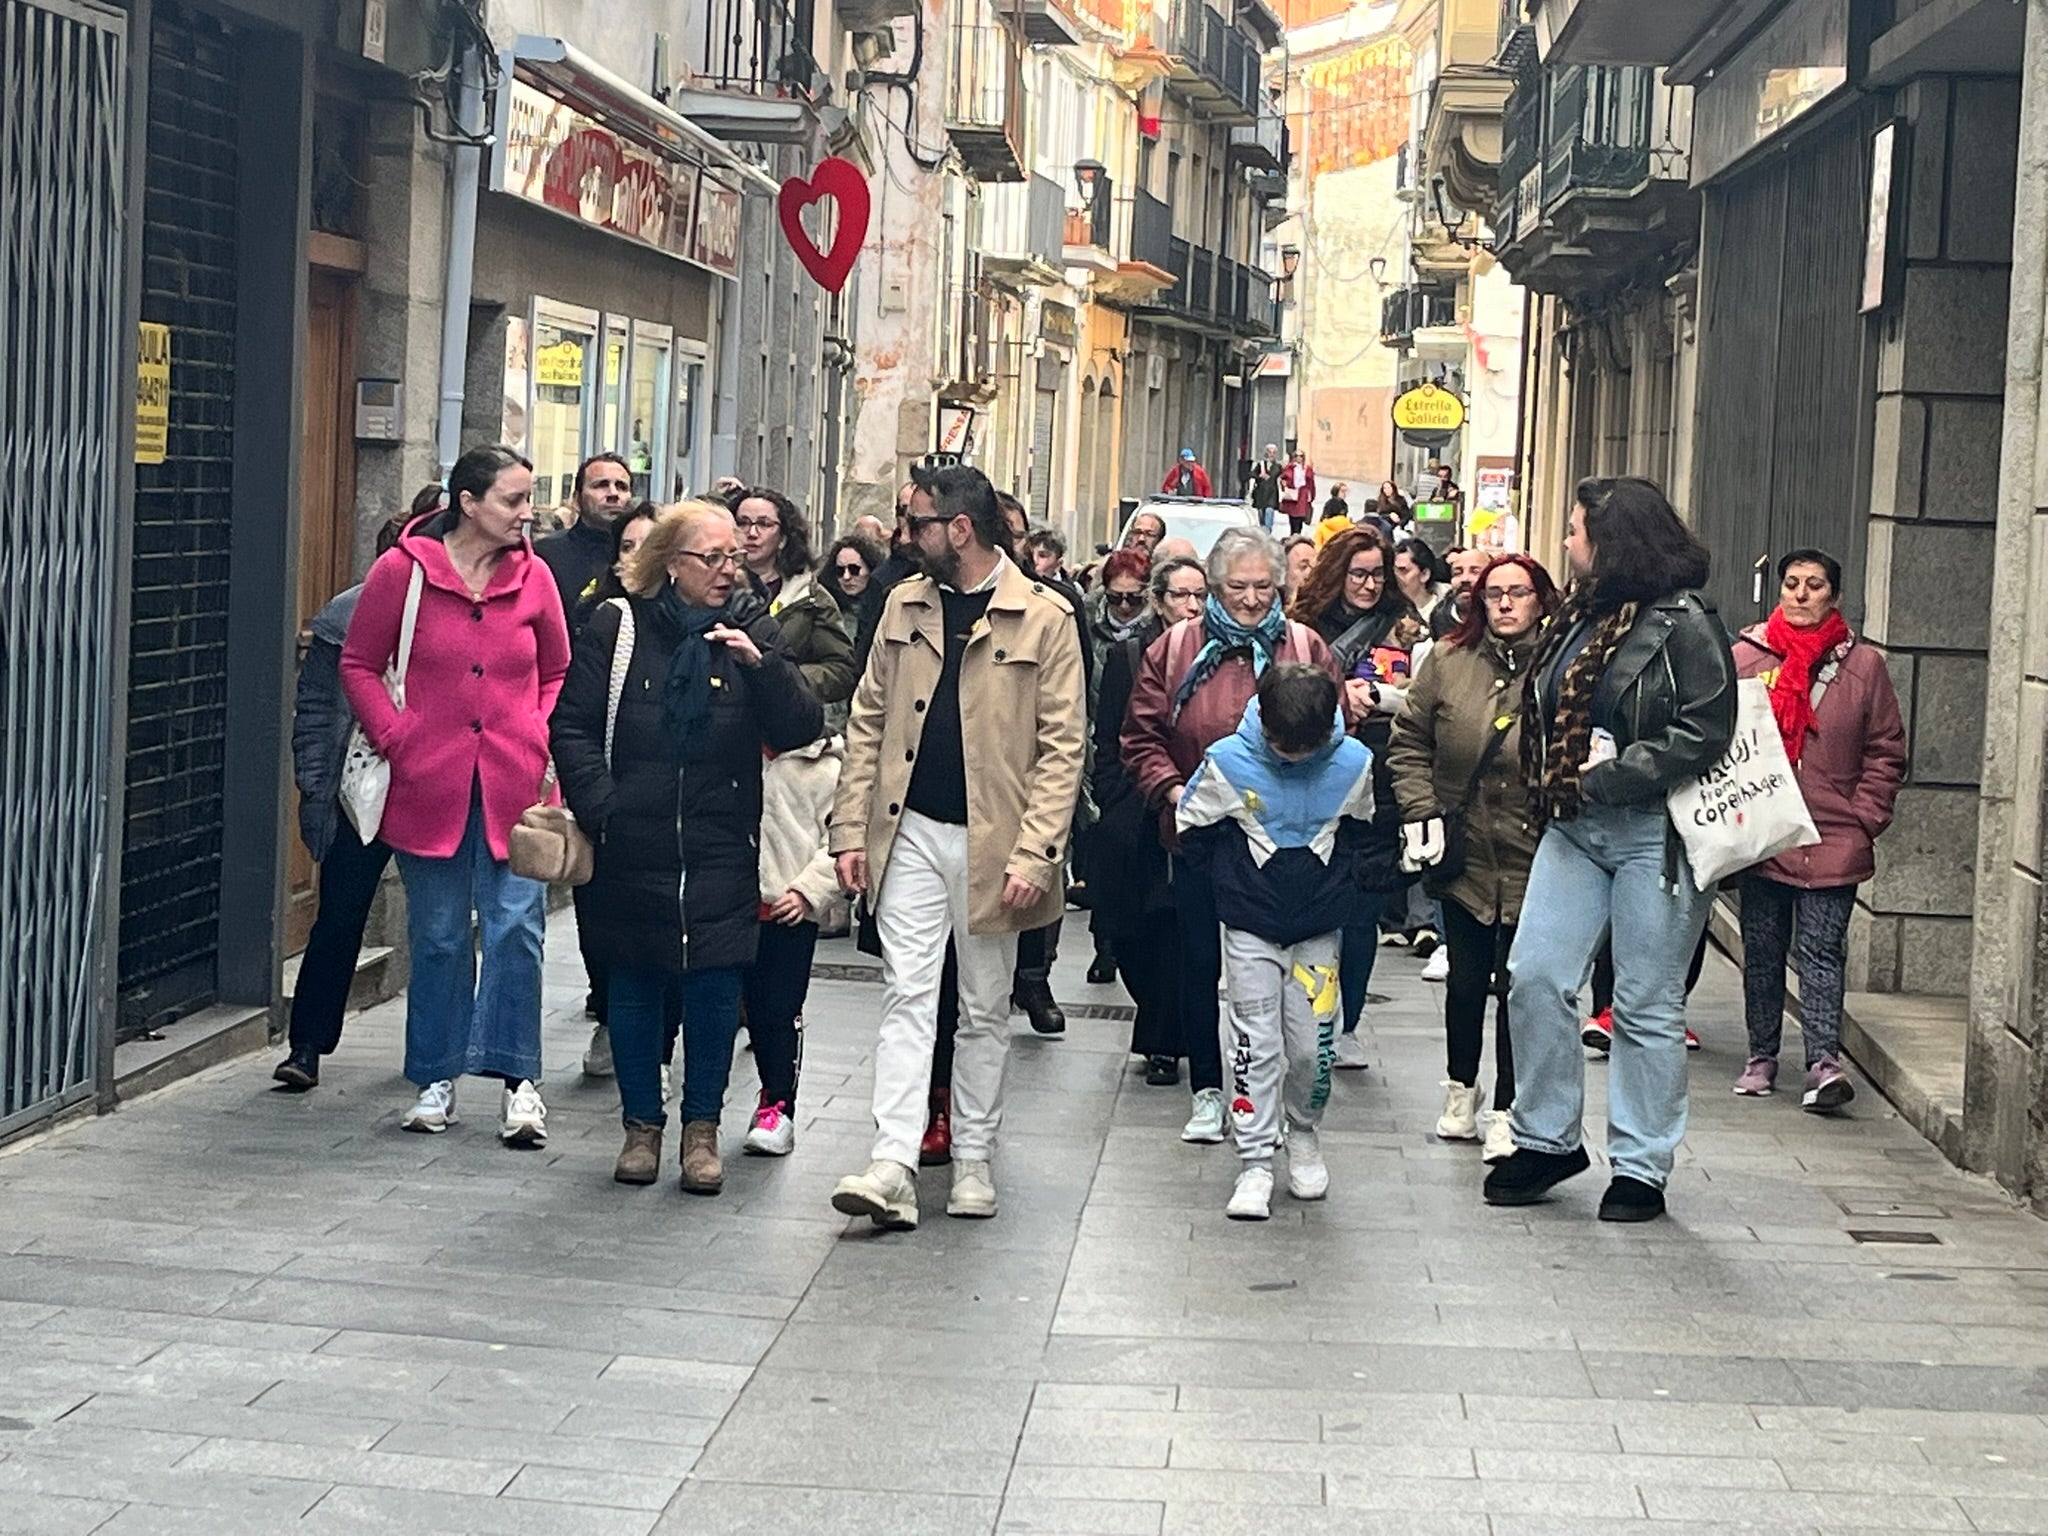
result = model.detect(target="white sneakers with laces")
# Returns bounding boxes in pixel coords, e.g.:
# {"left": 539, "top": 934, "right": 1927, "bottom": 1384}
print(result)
{"left": 743, "top": 1099, "right": 796, "bottom": 1157}
{"left": 402, "top": 1080, "right": 455, "bottom": 1134}
{"left": 1181, "top": 1087, "right": 1227, "bottom": 1143}
{"left": 1436, "top": 1080, "right": 1481, "bottom": 1141}
{"left": 1284, "top": 1126, "right": 1329, "bottom": 1201}
{"left": 500, "top": 1081, "right": 548, "bottom": 1147}
{"left": 947, "top": 1158, "right": 998, "bottom": 1218}
{"left": 1483, "top": 1108, "right": 1516, "bottom": 1163}
{"left": 1420, "top": 948, "right": 1451, "bottom": 983}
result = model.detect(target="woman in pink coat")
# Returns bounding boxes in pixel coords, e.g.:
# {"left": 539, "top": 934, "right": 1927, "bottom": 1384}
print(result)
{"left": 340, "top": 445, "right": 571, "bottom": 1146}
{"left": 1730, "top": 548, "right": 1905, "bottom": 1113}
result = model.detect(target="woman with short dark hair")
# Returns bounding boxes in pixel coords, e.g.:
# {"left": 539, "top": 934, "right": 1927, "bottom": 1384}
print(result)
{"left": 735, "top": 488, "right": 854, "bottom": 706}
{"left": 1730, "top": 548, "right": 1904, "bottom": 1111}
{"left": 819, "top": 532, "right": 886, "bottom": 639}
{"left": 1486, "top": 476, "right": 1736, "bottom": 1223}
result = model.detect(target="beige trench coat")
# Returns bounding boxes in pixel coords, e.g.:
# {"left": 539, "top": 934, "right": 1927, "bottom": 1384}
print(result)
{"left": 830, "top": 556, "right": 1086, "bottom": 935}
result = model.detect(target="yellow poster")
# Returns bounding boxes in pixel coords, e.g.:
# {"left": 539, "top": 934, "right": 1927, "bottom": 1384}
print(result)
{"left": 535, "top": 338, "right": 586, "bottom": 390}
{"left": 136, "top": 322, "right": 170, "bottom": 465}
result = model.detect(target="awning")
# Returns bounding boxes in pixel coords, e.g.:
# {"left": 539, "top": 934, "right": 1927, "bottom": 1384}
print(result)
{"left": 502, "top": 37, "right": 779, "bottom": 195}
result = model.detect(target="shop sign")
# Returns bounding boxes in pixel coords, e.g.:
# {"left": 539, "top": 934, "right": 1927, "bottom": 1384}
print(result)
{"left": 496, "top": 76, "right": 729, "bottom": 275}
{"left": 936, "top": 406, "right": 977, "bottom": 456}
{"left": 1041, "top": 301, "right": 1077, "bottom": 349}
{"left": 535, "top": 337, "right": 586, "bottom": 392}
{"left": 135, "top": 322, "right": 169, "bottom": 465}
{"left": 692, "top": 170, "right": 743, "bottom": 280}
{"left": 1513, "top": 166, "right": 1542, "bottom": 239}
{"left": 1391, "top": 381, "right": 1466, "bottom": 442}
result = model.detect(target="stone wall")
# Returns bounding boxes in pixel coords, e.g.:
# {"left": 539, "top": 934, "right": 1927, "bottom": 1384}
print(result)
{"left": 1858, "top": 76, "right": 2019, "bottom": 997}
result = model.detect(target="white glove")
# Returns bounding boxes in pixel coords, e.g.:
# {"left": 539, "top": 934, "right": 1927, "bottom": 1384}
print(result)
{"left": 1400, "top": 817, "right": 1447, "bottom": 874}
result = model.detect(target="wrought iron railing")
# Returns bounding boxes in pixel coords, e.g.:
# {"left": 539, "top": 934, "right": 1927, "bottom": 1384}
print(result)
{"left": 1379, "top": 285, "right": 1456, "bottom": 343}
{"left": 1065, "top": 175, "right": 1114, "bottom": 250}
{"left": 696, "top": 0, "right": 819, "bottom": 98}
{"left": 1131, "top": 188, "right": 1174, "bottom": 269}
{"left": 1542, "top": 64, "right": 1653, "bottom": 209}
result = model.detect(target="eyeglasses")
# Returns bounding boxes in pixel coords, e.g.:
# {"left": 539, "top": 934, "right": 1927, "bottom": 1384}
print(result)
{"left": 735, "top": 517, "right": 780, "bottom": 534}
{"left": 676, "top": 549, "right": 742, "bottom": 572}
{"left": 906, "top": 513, "right": 953, "bottom": 531}
{"left": 1484, "top": 585, "right": 1537, "bottom": 605}
{"left": 1106, "top": 590, "right": 1146, "bottom": 610}
{"left": 1345, "top": 566, "right": 1386, "bottom": 584}
{"left": 1164, "top": 586, "right": 1205, "bottom": 602}
{"left": 834, "top": 561, "right": 867, "bottom": 577}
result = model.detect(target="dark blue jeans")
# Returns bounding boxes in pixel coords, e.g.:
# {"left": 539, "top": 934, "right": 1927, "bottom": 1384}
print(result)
{"left": 288, "top": 826, "right": 391, "bottom": 1056}
{"left": 611, "top": 965, "right": 743, "bottom": 1127}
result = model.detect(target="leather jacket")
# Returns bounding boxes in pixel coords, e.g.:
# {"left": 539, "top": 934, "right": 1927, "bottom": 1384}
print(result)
{"left": 1530, "top": 590, "right": 1738, "bottom": 810}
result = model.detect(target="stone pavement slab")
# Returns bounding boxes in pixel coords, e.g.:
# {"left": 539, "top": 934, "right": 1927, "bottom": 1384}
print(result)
{"left": 6, "top": 910, "right": 2048, "bottom": 1533}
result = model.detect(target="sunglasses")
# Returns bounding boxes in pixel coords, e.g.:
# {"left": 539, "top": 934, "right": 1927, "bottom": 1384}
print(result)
{"left": 835, "top": 561, "right": 867, "bottom": 576}
{"left": 1106, "top": 590, "right": 1146, "bottom": 609}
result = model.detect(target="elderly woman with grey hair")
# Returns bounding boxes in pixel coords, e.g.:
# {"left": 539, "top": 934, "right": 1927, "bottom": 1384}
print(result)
{"left": 1121, "top": 527, "right": 1344, "bottom": 1142}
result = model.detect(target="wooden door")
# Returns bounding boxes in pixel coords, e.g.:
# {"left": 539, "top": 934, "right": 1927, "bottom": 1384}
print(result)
{"left": 288, "top": 267, "right": 360, "bottom": 953}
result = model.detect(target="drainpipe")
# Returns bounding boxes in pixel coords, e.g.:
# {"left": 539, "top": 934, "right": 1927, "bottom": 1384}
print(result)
{"left": 1511, "top": 285, "right": 1535, "bottom": 541}
{"left": 436, "top": 44, "right": 485, "bottom": 479}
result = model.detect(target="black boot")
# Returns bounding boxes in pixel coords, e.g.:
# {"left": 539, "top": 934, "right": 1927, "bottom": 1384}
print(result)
{"left": 1013, "top": 976, "right": 1066, "bottom": 1036}
{"left": 272, "top": 1047, "right": 320, "bottom": 1090}
{"left": 1598, "top": 1175, "right": 1666, "bottom": 1223}
{"left": 1086, "top": 940, "right": 1117, "bottom": 986}
{"left": 1481, "top": 1144, "right": 1590, "bottom": 1206}
{"left": 1144, "top": 1054, "right": 1180, "bottom": 1086}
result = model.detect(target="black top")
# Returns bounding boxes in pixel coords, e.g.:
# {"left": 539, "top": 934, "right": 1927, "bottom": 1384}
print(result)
{"left": 902, "top": 586, "right": 996, "bottom": 825}
{"left": 534, "top": 520, "right": 613, "bottom": 634}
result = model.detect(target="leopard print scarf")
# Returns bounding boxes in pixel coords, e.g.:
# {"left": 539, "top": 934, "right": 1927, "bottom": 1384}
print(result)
{"left": 1522, "top": 595, "right": 1638, "bottom": 827}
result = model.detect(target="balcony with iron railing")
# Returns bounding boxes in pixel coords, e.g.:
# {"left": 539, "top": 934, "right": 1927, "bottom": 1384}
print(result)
{"left": 1161, "top": 0, "right": 1261, "bottom": 125}
{"left": 1379, "top": 285, "right": 1457, "bottom": 348}
{"left": 1493, "top": 58, "right": 1698, "bottom": 296}
{"left": 945, "top": 9, "right": 1027, "bottom": 182}
{"left": 938, "top": 275, "right": 998, "bottom": 401}
{"left": 1130, "top": 188, "right": 1175, "bottom": 271}
{"left": 1228, "top": 108, "right": 1287, "bottom": 174}
{"left": 669, "top": 0, "right": 821, "bottom": 142}
{"left": 1064, "top": 182, "right": 1114, "bottom": 254}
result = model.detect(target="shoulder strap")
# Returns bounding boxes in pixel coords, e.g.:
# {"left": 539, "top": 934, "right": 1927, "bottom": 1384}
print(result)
{"left": 390, "top": 562, "right": 425, "bottom": 706}
{"left": 604, "top": 598, "right": 636, "bottom": 768}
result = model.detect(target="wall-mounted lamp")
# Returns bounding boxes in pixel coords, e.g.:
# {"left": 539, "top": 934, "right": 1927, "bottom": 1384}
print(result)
{"left": 1431, "top": 176, "right": 1487, "bottom": 252}
{"left": 1073, "top": 158, "right": 1108, "bottom": 209}
{"left": 1368, "top": 255, "right": 1387, "bottom": 286}
{"left": 1279, "top": 245, "right": 1301, "bottom": 279}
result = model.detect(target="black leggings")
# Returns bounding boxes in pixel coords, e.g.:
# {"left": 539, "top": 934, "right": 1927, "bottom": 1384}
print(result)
{"left": 1441, "top": 901, "right": 1515, "bottom": 1110}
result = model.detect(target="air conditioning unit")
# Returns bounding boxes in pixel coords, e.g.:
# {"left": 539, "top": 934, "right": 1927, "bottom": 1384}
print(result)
{"left": 1146, "top": 352, "right": 1166, "bottom": 391}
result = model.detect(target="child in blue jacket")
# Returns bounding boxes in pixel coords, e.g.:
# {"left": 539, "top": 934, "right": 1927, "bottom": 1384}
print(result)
{"left": 1177, "top": 664, "right": 1375, "bottom": 1219}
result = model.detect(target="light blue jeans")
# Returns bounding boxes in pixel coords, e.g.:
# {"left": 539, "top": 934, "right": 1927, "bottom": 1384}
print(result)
{"left": 1505, "top": 802, "right": 1712, "bottom": 1188}
{"left": 394, "top": 800, "right": 546, "bottom": 1086}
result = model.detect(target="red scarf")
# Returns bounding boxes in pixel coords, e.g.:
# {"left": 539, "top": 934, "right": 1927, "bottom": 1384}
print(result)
{"left": 1762, "top": 607, "right": 1850, "bottom": 764}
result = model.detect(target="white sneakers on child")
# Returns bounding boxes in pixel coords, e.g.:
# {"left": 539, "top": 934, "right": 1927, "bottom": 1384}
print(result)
{"left": 1226, "top": 1165, "right": 1274, "bottom": 1220}
{"left": 1284, "top": 1126, "right": 1329, "bottom": 1200}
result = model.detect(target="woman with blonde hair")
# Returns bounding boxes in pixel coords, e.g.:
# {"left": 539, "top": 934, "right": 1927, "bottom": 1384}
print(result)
{"left": 551, "top": 501, "right": 821, "bottom": 1193}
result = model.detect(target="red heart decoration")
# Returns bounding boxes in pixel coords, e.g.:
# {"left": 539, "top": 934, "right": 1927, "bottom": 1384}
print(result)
{"left": 778, "top": 156, "right": 870, "bottom": 295}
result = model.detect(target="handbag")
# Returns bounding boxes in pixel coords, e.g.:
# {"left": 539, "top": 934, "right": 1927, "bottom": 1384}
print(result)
{"left": 509, "top": 599, "right": 635, "bottom": 886}
{"left": 1666, "top": 676, "right": 1821, "bottom": 891}
{"left": 337, "top": 562, "right": 424, "bottom": 842}
{"left": 1421, "top": 709, "right": 1515, "bottom": 897}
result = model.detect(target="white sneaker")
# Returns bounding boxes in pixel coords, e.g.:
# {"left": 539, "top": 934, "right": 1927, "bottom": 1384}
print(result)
{"left": 1285, "top": 1126, "right": 1329, "bottom": 1200}
{"left": 1333, "top": 1032, "right": 1369, "bottom": 1071}
{"left": 1420, "top": 948, "right": 1451, "bottom": 983}
{"left": 743, "top": 1099, "right": 796, "bottom": 1157}
{"left": 1483, "top": 1108, "right": 1516, "bottom": 1163}
{"left": 1181, "top": 1087, "right": 1227, "bottom": 1143}
{"left": 1226, "top": 1165, "right": 1274, "bottom": 1220}
{"left": 1435, "top": 1080, "right": 1481, "bottom": 1141}
{"left": 581, "top": 1024, "right": 613, "bottom": 1078}
{"left": 830, "top": 1159, "right": 919, "bottom": 1230}
{"left": 947, "top": 1157, "right": 998, "bottom": 1218}
{"left": 402, "top": 1080, "right": 455, "bottom": 1134}
{"left": 500, "top": 1081, "right": 547, "bottom": 1147}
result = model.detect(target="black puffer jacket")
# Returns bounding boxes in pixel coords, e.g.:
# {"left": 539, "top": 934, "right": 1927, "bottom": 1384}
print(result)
{"left": 1528, "top": 590, "right": 1738, "bottom": 809}
{"left": 550, "top": 591, "right": 822, "bottom": 974}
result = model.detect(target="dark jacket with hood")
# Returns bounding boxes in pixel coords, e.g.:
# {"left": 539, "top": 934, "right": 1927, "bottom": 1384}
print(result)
{"left": 550, "top": 590, "right": 822, "bottom": 974}
{"left": 292, "top": 584, "right": 365, "bottom": 863}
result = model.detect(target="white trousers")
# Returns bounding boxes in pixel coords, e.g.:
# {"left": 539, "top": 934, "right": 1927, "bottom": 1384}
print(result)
{"left": 1221, "top": 927, "right": 1340, "bottom": 1163}
{"left": 870, "top": 810, "right": 1020, "bottom": 1168}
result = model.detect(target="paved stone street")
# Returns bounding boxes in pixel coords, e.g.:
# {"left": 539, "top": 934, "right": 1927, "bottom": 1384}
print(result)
{"left": 7, "top": 914, "right": 2048, "bottom": 1535}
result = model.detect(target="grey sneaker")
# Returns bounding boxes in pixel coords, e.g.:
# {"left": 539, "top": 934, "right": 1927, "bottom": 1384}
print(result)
{"left": 1181, "top": 1087, "right": 1227, "bottom": 1143}
{"left": 1733, "top": 1056, "right": 1777, "bottom": 1097}
{"left": 1802, "top": 1056, "right": 1855, "bottom": 1113}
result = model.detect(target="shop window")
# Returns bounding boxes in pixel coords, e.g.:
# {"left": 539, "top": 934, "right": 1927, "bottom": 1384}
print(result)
{"left": 531, "top": 302, "right": 597, "bottom": 514}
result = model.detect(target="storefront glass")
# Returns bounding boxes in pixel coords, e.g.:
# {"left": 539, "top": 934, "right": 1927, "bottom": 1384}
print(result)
{"left": 629, "top": 327, "right": 672, "bottom": 499}
{"left": 530, "top": 302, "right": 597, "bottom": 514}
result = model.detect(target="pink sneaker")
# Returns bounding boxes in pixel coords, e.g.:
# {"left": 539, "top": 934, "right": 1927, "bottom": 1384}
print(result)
{"left": 743, "top": 1098, "right": 796, "bottom": 1156}
{"left": 1734, "top": 1056, "right": 1777, "bottom": 1096}
{"left": 1802, "top": 1057, "right": 1855, "bottom": 1113}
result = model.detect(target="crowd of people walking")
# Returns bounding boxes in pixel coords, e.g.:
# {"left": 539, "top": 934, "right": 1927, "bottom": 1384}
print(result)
{"left": 280, "top": 448, "right": 1906, "bottom": 1229}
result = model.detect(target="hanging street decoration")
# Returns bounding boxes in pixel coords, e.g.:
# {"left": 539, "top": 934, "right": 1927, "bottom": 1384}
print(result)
{"left": 778, "top": 156, "right": 870, "bottom": 295}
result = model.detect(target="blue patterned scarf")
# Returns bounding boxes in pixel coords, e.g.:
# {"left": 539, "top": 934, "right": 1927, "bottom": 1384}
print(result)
{"left": 1172, "top": 594, "right": 1287, "bottom": 720}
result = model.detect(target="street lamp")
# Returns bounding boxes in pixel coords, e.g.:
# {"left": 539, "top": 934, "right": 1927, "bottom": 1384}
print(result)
{"left": 1072, "top": 159, "right": 1108, "bottom": 209}
{"left": 1369, "top": 255, "right": 1386, "bottom": 286}
{"left": 1280, "top": 245, "right": 1300, "bottom": 278}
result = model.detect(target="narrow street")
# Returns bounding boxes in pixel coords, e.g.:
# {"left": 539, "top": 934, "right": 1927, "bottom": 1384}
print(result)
{"left": 5, "top": 916, "right": 2048, "bottom": 1535}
